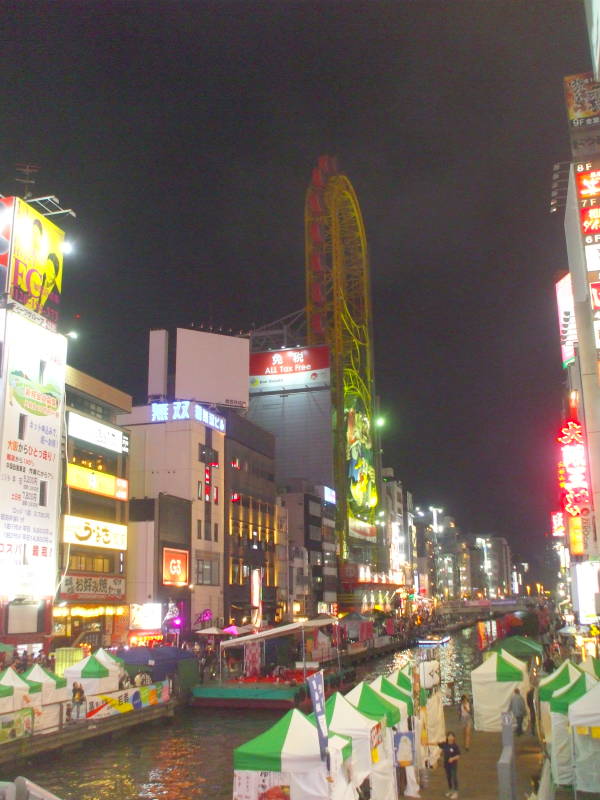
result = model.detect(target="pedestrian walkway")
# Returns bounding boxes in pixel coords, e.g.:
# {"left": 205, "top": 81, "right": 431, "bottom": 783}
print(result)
{"left": 417, "top": 708, "right": 543, "bottom": 800}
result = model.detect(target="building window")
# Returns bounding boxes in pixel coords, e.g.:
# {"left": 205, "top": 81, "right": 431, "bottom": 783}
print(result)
{"left": 197, "top": 519, "right": 202, "bottom": 539}
{"left": 308, "top": 524, "right": 321, "bottom": 542}
{"left": 230, "top": 558, "right": 243, "bottom": 585}
{"left": 197, "top": 481, "right": 203, "bottom": 500}
{"left": 231, "top": 457, "right": 241, "bottom": 470}
{"left": 212, "top": 485, "right": 219, "bottom": 504}
{"left": 68, "top": 553, "right": 113, "bottom": 573}
{"left": 204, "top": 520, "right": 211, "bottom": 541}
{"left": 196, "top": 558, "right": 219, "bottom": 585}
{"left": 213, "top": 522, "right": 219, "bottom": 542}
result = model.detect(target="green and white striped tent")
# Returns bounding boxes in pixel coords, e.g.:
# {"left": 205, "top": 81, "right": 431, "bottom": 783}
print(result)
{"left": 0, "top": 667, "right": 42, "bottom": 710}
{"left": 369, "top": 676, "right": 414, "bottom": 720}
{"left": 22, "top": 664, "right": 69, "bottom": 704}
{"left": 94, "top": 647, "right": 125, "bottom": 669}
{"left": 233, "top": 708, "right": 355, "bottom": 800}
{"left": 63, "top": 653, "right": 119, "bottom": 695}
{"left": 387, "top": 667, "right": 413, "bottom": 694}
{"left": 549, "top": 671, "right": 597, "bottom": 787}
{"left": 579, "top": 656, "right": 600, "bottom": 680}
{"left": 538, "top": 660, "right": 581, "bottom": 741}
{"left": 471, "top": 649, "right": 529, "bottom": 732}
{"left": 0, "top": 683, "right": 14, "bottom": 714}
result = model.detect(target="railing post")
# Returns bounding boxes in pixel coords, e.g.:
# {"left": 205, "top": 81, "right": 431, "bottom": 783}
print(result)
{"left": 497, "top": 712, "right": 517, "bottom": 800}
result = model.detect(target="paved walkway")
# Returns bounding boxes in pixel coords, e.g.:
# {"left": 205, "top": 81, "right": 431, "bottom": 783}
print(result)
{"left": 416, "top": 708, "right": 543, "bottom": 800}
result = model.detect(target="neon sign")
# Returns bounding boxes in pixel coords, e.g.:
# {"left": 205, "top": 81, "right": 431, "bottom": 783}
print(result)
{"left": 149, "top": 401, "right": 226, "bottom": 433}
{"left": 551, "top": 511, "right": 566, "bottom": 538}
{"left": 557, "top": 420, "right": 591, "bottom": 517}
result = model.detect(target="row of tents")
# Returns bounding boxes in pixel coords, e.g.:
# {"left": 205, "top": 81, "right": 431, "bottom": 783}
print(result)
{"left": 233, "top": 661, "right": 445, "bottom": 800}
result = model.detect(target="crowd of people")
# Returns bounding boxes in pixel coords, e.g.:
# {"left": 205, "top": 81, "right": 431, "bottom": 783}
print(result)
{"left": 0, "top": 648, "right": 55, "bottom": 674}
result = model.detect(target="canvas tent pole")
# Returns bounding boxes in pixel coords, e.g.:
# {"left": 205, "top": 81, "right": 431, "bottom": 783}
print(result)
{"left": 302, "top": 626, "right": 307, "bottom": 681}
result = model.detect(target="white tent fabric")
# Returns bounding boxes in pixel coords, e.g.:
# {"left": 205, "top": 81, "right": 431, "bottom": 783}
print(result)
{"left": 550, "top": 673, "right": 597, "bottom": 786}
{"left": 470, "top": 650, "right": 529, "bottom": 732}
{"left": 63, "top": 654, "right": 119, "bottom": 695}
{"left": 425, "top": 690, "right": 445, "bottom": 768}
{"left": 567, "top": 678, "right": 600, "bottom": 794}
{"left": 369, "top": 677, "right": 411, "bottom": 729}
{"left": 0, "top": 668, "right": 41, "bottom": 710}
{"left": 538, "top": 660, "right": 581, "bottom": 741}
{"left": 222, "top": 618, "right": 339, "bottom": 650}
{"left": 23, "top": 664, "right": 69, "bottom": 704}
{"left": 326, "top": 692, "right": 397, "bottom": 800}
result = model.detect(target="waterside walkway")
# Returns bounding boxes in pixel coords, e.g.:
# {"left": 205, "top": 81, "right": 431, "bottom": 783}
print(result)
{"left": 418, "top": 708, "right": 542, "bottom": 800}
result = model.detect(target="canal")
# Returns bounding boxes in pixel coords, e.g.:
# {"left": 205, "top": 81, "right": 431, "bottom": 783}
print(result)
{"left": 0, "top": 626, "right": 486, "bottom": 800}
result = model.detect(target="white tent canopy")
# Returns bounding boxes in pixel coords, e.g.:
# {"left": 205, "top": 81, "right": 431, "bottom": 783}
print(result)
{"left": 221, "top": 618, "right": 339, "bottom": 650}
{"left": 568, "top": 678, "right": 600, "bottom": 794}
{"left": 537, "top": 660, "right": 581, "bottom": 741}
{"left": 471, "top": 649, "right": 529, "bottom": 732}
{"left": 568, "top": 678, "right": 600, "bottom": 728}
{"left": 22, "top": 664, "right": 69, "bottom": 704}
{"left": 64, "top": 653, "right": 119, "bottom": 695}
{"left": 550, "top": 672, "right": 598, "bottom": 787}
{"left": 0, "top": 667, "right": 42, "bottom": 710}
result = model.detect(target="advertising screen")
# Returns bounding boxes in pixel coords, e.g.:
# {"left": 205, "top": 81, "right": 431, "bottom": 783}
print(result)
{"left": 130, "top": 603, "right": 162, "bottom": 630}
{"left": 249, "top": 345, "right": 330, "bottom": 393}
{"left": 68, "top": 411, "right": 129, "bottom": 454}
{"left": 0, "top": 310, "right": 67, "bottom": 599}
{"left": 346, "top": 393, "right": 378, "bottom": 539}
{"left": 564, "top": 73, "right": 600, "bottom": 127}
{"left": 162, "top": 547, "right": 189, "bottom": 586}
{"left": 66, "top": 463, "right": 129, "bottom": 500}
{"left": 6, "top": 198, "right": 65, "bottom": 327}
{"left": 555, "top": 273, "right": 577, "bottom": 368}
{"left": 174, "top": 328, "right": 249, "bottom": 408}
{"left": 63, "top": 514, "right": 127, "bottom": 550}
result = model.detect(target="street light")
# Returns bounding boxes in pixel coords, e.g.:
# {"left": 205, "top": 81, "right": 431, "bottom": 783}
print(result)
{"left": 375, "top": 416, "right": 385, "bottom": 428}
{"left": 429, "top": 506, "right": 443, "bottom": 534}
{"left": 66, "top": 330, "right": 78, "bottom": 340}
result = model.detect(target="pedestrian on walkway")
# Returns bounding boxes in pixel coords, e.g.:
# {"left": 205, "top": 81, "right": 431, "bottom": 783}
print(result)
{"left": 508, "top": 687, "right": 526, "bottom": 736}
{"left": 437, "top": 731, "right": 461, "bottom": 799}
{"left": 526, "top": 685, "right": 536, "bottom": 737}
{"left": 458, "top": 694, "right": 473, "bottom": 750}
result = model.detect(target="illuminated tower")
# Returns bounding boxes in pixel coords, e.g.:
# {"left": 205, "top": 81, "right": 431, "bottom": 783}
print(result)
{"left": 305, "top": 156, "right": 379, "bottom": 561}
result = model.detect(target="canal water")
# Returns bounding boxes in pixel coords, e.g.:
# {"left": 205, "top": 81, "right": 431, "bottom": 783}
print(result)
{"left": 1, "top": 626, "right": 485, "bottom": 800}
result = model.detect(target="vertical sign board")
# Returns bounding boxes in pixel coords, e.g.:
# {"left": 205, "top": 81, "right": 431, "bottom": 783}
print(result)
{"left": 306, "top": 669, "right": 328, "bottom": 761}
{"left": 555, "top": 274, "right": 577, "bottom": 368}
{"left": 557, "top": 419, "right": 593, "bottom": 557}
{"left": 564, "top": 73, "right": 600, "bottom": 161}
{"left": 0, "top": 311, "right": 67, "bottom": 599}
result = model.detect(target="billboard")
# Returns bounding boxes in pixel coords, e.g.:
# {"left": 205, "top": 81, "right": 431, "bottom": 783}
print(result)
{"left": 162, "top": 547, "right": 189, "bottom": 586}
{"left": 59, "top": 573, "right": 126, "bottom": 601}
{"left": 249, "top": 345, "right": 330, "bottom": 393}
{"left": 346, "top": 395, "right": 378, "bottom": 538}
{"left": 66, "top": 463, "right": 129, "bottom": 500}
{"left": 557, "top": 419, "right": 594, "bottom": 557}
{"left": 565, "top": 73, "right": 600, "bottom": 159}
{"left": 63, "top": 514, "right": 127, "bottom": 550}
{"left": 555, "top": 273, "right": 577, "bottom": 368}
{"left": 68, "top": 411, "right": 129, "bottom": 454}
{"left": 0, "top": 310, "right": 67, "bottom": 599}
{"left": 0, "top": 198, "right": 65, "bottom": 327}
{"left": 174, "top": 328, "right": 249, "bottom": 408}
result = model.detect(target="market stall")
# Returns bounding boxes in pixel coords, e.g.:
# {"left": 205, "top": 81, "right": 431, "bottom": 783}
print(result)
{"left": 549, "top": 671, "right": 597, "bottom": 787}
{"left": 567, "top": 678, "right": 600, "bottom": 794}
{"left": 0, "top": 668, "right": 42, "bottom": 710}
{"left": 471, "top": 649, "right": 529, "bottom": 732}
{"left": 490, "top": 635, "right": 543, "bottom": 662}
{"left": 537, "top": 660, "right": 581, "bottom": 741}
{"left": 387, "top": 667, "right": 413, "bottom": 694}
{"left": 369, "top": 676, "right": 414, "bottom": 721}
{"left": 233, "top": 708, "right": 355, "bottom": 800}
{"left": 579, "top": 655, "right": 600, "bottom": 679}
{"left": 0, "top": 684, "right": 14, "bottom": 714}
{"left": 21, "top": 664, "right": 68, "bottom": 704}
{"left": 63, "top": 653, "right": 119, "bottom": 695}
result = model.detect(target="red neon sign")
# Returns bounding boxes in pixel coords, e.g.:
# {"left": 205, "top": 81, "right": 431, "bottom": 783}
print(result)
{"left": 557, "top": 420, "right": 591, "bottom": 517}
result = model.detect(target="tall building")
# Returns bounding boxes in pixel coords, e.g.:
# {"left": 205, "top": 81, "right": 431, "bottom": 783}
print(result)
{"left": 54, "top": 368, "right": 131, "bottom": 649}
{"left": 471, "top": 535, "right": 512, "bottom": 598}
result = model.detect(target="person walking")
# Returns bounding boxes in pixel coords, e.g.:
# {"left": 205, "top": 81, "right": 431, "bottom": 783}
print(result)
{"left": 458, "top": 694, "right": 473, "bottom": 750}
{"left": 508, "top": 687, "right": 526, "bottom": 736}
{"left": 72, "top": 681, "right": 86, "bottom": 721}
{"left": 526, "top": 685, "right": 537, "bottom": 737}
{"left": 436, "top": 731, "right": 461, "bottom": 799}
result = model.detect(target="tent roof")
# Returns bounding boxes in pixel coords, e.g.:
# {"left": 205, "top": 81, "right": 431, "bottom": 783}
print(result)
{"left": 233, "top": 708, "right": 351, "bottom": 772}
{"left": 491, "top": 635, "right": 543, "bottom": 658}
{"left": 579, "top": 656, "right": 600, "bottom": 680}
{"left": 370, "top": 676, "right": 414, "bottom": 716}
{"left": 345, "top": 682, "right": 400, "bottom": 727}
{"left": 538, "top": 661, "right": 581, "bottom": 701}
{"left": 0, "top": 667, "right": 41, "bottom": 692}
{"left": 194, "top": 626, "right": 225, "bottom": 635}
{"left": 64, "top": 654, "right": 110, "bottom": 679}
{"left": 472, "top": 650, "right": 526, "bottom": 682}
{"left": 0, "top": 684, "right": 13, "bottom": 697}
{"left": 550, "top": 672, "right": 597, "bottom": 714}
{"left": 221, "top": 618, "right": 338, "bottom": 650}
{"left": 568, "top": 678, "right": 600, "bottom": 727}
{"left": 388, "top": 668, "right": 412, "bottom": 693}
{"left": 95, "top": 647, "right": 124, "bottom": 666}
{"left": 22, "top": 664, "right": 67, "bottom": 688}
{"left": 324, "top": 692, "right": 378, "bottom": 734}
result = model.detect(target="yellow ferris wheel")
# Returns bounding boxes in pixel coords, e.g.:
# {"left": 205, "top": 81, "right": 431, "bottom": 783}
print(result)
{"left": 305, "top": 156, "right": 378, "bottom": 559}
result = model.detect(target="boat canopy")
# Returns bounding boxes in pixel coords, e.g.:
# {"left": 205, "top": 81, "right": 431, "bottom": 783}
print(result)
{"left": 220, "top": 617, "right": 339, "bottom": 650}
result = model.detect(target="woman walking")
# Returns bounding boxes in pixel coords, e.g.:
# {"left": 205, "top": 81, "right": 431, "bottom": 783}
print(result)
{"left": 458, "top": 694, "right": 473, "bottom": 751}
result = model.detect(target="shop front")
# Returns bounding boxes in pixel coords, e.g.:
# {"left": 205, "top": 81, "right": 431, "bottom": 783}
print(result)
{"left": 53, "top": 572, "right": 129, "bottom": 647}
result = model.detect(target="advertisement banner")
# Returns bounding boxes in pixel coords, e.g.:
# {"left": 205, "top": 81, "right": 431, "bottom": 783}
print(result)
{"left": 306, "top": 669, "right": 328, "bottom": 761}
{"left": 8, "top": 198, "right": 65, "bottom": 327}
{"left": 233, "top": 771, "right": 291, "bottom": 800}
{"left": 0, "top": 197, "right": 15, "bottom": 293}
{"left": 60, "top": 573, "right": 126, "bottom": 601}
{"left": 129, "top": 603, "right": 162, "bottom": 630}
{"left": 68, "top": 411, "right": 129, "bottom": 454}
{"left": 162, "top": 547, "right": 189, "bottom": 586}
{"left": 66, "top": 463, "right": 128, "bottom": 500}
{"left": 249, "top": 345, "right": 330, "bottom": 393}
{"left": 85, "top": 682, "right": 170, "bottom": 720}
{"left": 348, "top": 516, "right": 377, "bottom": 541}
{"left": 0, "top": 707, "right": 34, "bottom": 743}
{"left": 0, "top": 311, "right": 66, "bottom": 599}
{"left": 564, "top": 74, "right": 600, "bottom": 159}
{"left": 62, "top": 514, "right": 127, "bottom": 551}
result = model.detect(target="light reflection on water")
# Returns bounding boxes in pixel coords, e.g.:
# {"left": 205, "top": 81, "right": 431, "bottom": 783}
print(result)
{"left": 1, "top": 628, "right": 483, "bottom": 800}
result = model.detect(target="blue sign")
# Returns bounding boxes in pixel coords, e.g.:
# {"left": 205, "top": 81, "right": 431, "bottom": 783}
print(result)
{"left": 307, "top": 670, "right": 328, "bottom": 761}
{"left": 149, "top": 401, "right": 226, "bottom": 433}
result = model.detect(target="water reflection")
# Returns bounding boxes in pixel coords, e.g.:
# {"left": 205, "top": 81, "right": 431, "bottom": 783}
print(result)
{"left": 1, "top": 628, "right": 483, "bottom": 800}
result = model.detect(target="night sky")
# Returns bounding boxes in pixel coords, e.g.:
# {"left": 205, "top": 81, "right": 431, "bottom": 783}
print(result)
{"left": 2, "top": 2, "right": 591, "bottom": 562}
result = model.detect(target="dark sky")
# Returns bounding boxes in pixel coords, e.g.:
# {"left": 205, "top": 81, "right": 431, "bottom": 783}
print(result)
{"left": 2, "top": 1, "right": 591, "bottom": 560}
